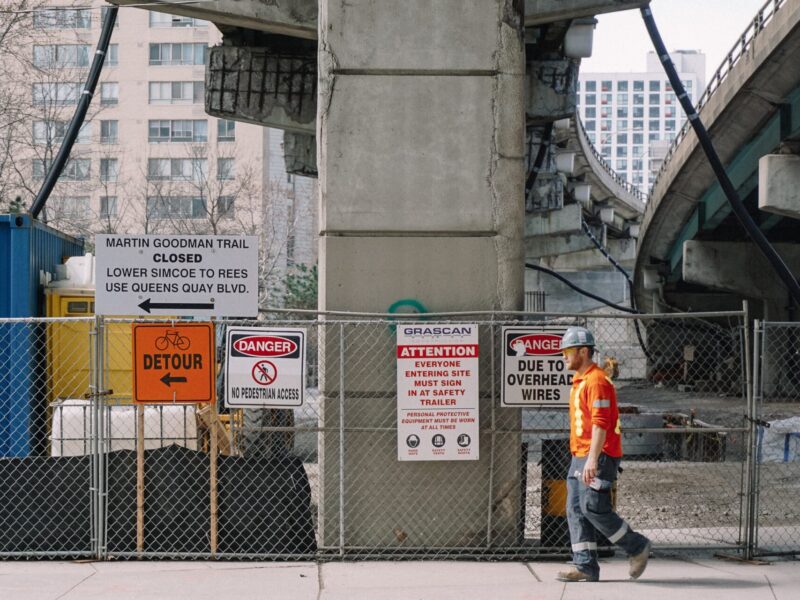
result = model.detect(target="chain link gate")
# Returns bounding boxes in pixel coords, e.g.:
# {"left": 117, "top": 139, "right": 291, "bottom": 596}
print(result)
{"left": 750, "top": 320, "right": 800, "bottom": 557}
{"left": 0, "top": 310, "right": 751, "bottom": 559}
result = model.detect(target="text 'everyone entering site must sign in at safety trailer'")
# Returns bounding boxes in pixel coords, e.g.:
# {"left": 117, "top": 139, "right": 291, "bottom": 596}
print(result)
{"left": 501, "top": 327, "right": 572, "bottom": 407}
{"left": 95, "top": 234, "right": 258, "bottom": 317}
{"left": 224, "top": 327, "right": 306, "bottom": 408}
{"left": 397, "top": 324, "right": 479, "bottom": 461}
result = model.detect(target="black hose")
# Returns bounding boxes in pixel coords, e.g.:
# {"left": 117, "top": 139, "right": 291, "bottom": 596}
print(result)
{"left": 525, "top": 262, "right": 639, "bottom": 314}
{"left": 30, "top": 7, "right": 118, "bottom": 219}
{"left": 525, "top": 122, "right": 555, "bottom": 201}
{"left": 641, "top": 5, "right": 800, "bottom": 306}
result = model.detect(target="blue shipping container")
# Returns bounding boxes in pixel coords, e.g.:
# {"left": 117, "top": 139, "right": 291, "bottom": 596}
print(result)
{"left": 0, "top": 214, "right": 84, "bottom": 456}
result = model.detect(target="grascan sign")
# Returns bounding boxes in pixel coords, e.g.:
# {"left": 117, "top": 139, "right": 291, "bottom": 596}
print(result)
{"left": 224, "top": 327, "right": 306, "bottom": 408}
{"left": 396, "top": 324, "right": 479, "bottom": 461}
{"left": 501, "top": 327, "right": 572, "bottom": 407}
{"left": 95, "top": 234, "right": 258, "bottom": 317}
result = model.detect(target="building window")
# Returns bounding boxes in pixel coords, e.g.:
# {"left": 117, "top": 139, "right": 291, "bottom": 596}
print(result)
{"left": 148, "top": 43, "right": 208, "bottom": 66}
{"left": 585, "top": 94, "right": 596, "bottom": 105}
{"left": 601, "top": 133, "right": 612, "bottom": 145}
{"left": 148, "top": 120, "right": 208, "bottom": 143}
{"left": 33, "top": 82, "right": 80, "bottom": 106}
{"left": 633, "top": 106, "right": 644, "bottom": 118}
{"left": 584, "top": 120, "right": 595, "bottom": 131}
{"left": 616, "top": 107, "right": 628, "bottom": 119}
{"left": 648, "top": 106, "right": 660, "bottom": 118}
{"left": 616, "top": 133, "right": 627, "bottom": 145}
{"left": 584, "top": 107, "right": 596, "bottom": 119}
{"left": 33, "top": 44, "right": 90, "bottom": 68}
{"left": 34, "top": 7, "right": 90, "bottom": 29}
{"left": 633, "top": 93, "right": 644, "bottom": 105}
{"left": 633, "top": 80, "right": 644, "bottom": 91}
{"left": 616, "top": 159, "right": 627, "bottom": 171}
{"left": 100, "top": 196, "right": 118, "bottom": 218}
{"left": 217, "top": 158, "right": 234, "bottom": 180}
{"left": 587, "top": 133, "right": 596, "bottom": 144}
{"left": 601, "top": 119, "right": 612, "bottom": 131}
{"left": 632, "top": 159, "right": 643, "bottom": 171}
{"left": 100, "top": 120, "right": 118, "bottom": 144}
{"left": 665, "top": 107, "right": 676, "bottom": 118}
{"left": 648, "top": 133, "right": 659, "bottom": 142}
{"left": 584, "top": 81, "right": 596, "bottom": 92}
{"left": 100, "top": 82, "right": 119, "bottom": 105}
{"left": 665, "top": 120, "right": 676, "bottom": 131}
{"left": 601, "top": 93, "right": 612, "bottom": 105}
{"left": 617, "top": 93, "right": 628, "bottom": 105}
{"left": 148, "top": 81, "right": 204, "bottom": 104}
{"left": 600, "top": 107, "right": 610, "bottom": 119}
{"left": 617, "top": 147, "right": 628, "bottom": 157}
{"left": 105, "top": 44, "right": 119, "bottom": 66}
{"left": 51, "top": 196, "right": 90, "bottom": 217}
{"left": 649, "top": 80, "right": 660, "bottom": 92}
{"left": 146, "top": 196, "right": 208, "bottom": 219}
{"left": 217, "top": 196, "right": 234, "bottom": 218}
{"left": 217, "top": 119, "right": 236, "bottom": 142}
{"left": 149, "top": 12, "right": 207, "bottom": 27}
{"left": 633, "top": 120, "right": 643, "bottom": 131}
{"left": 632, "top": 146, "right": 643, "bottom": 157}
{"left": 617, "top": 80, "right": 628, "bottom": 92}
{"left": 633, "top": 133, "right": 644, "bottom": 145}
{"left": 601, "top": 146, "right": 611, "bottom": 157}
{"left": 33, "top": 121, "right": 90, "bottom": 145}
{"left": 100, "top": 158, "right": 118, "bottom": 182}
{"left": 648, "top": 93, "right": 660, "bottom": 104}
{"left": 601, "top": 80, "right": 612, "bottom": 92}
{"left": 33, "top": 158, "right": 90, "bottom": 181}
{"left": 648, "top": 120, "right": 660, "bottom": 131}
{"left": 147, "top": 158, "right": 207, "bottom": 181}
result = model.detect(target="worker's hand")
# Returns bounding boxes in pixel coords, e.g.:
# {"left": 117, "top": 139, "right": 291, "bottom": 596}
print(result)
{"left": 582, "top": 458, "right": 597, "bottom": 485}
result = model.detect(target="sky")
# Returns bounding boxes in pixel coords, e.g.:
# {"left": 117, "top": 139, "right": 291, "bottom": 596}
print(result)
{"left": 581, "top": 0, "right": 768, "bottom": 80}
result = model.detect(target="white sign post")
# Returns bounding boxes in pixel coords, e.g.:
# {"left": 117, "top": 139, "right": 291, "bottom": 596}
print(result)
{"left": 396, "top": 324, "right": 479, "bottom": 461}
{"left": 501, "top": 327, "right": 572, "bottom": 407}
{"left": 95, "top": 234, "right": 258, "bottom": 317}
{"left": 224, "top": 327, "right": 306, "bottom": 408}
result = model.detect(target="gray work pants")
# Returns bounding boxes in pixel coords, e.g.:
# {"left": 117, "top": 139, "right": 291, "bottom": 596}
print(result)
{"left": 566, "top": 454, "right": 650, "bottom": 578}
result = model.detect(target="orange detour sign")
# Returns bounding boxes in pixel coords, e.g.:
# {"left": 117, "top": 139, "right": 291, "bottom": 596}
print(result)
{"left": 132, "top": 322, "right": 215, "bottom": 403}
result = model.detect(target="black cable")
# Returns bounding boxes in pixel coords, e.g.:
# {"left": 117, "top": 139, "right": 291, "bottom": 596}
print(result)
{"left": 525, "top": 262, "right": 639, "bottom": 314}
{"left": 641, "top": 5, "right": 800, "bottom": 306}
{"left": 30, "top": 7, "right": 118, "bottom": 219}
{"left": 525, "top": 122, "right": 555, "bottom": 201}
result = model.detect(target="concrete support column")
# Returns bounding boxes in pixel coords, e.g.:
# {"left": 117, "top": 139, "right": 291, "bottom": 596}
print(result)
{"left": 316, "top": 0, "right": 525, "bottom": 549}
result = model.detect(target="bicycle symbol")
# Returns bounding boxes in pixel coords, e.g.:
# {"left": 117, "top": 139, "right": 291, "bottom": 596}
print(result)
{"left": 155, "top": 330, "right": 191, "bottom": 351}
{"left": 251, "top": 360, "right": 277, "bottom": 386}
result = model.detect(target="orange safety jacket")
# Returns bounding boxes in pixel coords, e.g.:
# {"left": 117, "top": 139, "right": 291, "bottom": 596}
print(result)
{"left": 568, "top": 363, "right": 622, "bottom": 458}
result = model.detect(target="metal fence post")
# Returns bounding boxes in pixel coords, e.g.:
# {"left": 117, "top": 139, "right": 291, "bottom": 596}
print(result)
{"left": 338, "top": 322, "right": 346, "bottom": 556}
{"left": 90, "top": 314, "right": 107, "bottom": 560}
{"left": 485, "top": 324, "right": 496, "bottom": 548}
{"left": 744, "top": 318, "right": 761, "bottom": 558}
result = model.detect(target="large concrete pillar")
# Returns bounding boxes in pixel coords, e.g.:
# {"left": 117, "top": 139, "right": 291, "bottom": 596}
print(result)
{"left": 316, "top": 0, "right": 525, "bottom": 549}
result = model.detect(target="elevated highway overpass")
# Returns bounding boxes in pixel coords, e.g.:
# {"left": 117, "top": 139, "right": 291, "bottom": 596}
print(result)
{"left": 635, "top": 0, "right": 800, "bottom": 319}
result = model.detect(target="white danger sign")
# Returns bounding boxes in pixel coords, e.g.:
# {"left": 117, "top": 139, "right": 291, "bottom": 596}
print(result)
{"left": 95, "top": 234, "right": 258, "bottom": 317}
{"left": 224, "top": 327, "right": 306, "bottom": 408}
{"left": 397, "top": 324, "right": 479, "bottom": 461}
{"left": 501, "top": 327, "right": 572, "bottom": 407}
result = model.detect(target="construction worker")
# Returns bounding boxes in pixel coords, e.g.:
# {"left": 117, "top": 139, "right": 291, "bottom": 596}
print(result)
{"left": 556, "top": 326, "right": 651, "bottom": 583}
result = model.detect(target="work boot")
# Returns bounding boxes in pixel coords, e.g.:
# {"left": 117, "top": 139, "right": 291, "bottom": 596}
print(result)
{"left": 628, "top": 540, "right": 651, "bottom": 579}
{"left": 556, "top": 568, "right": 598, "bottom": 582}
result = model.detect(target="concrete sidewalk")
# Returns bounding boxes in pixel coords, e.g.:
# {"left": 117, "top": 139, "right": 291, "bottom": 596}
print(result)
{"left": 0, "top": 555, "right": 797, "bottom": 600}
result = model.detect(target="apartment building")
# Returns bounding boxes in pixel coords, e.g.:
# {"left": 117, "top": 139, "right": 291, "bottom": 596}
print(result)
{"left": 577, "top": 50, "right": 706, "bottom": 193}
{"left": 6, "top": 2, "right": 316, "bottom": 301}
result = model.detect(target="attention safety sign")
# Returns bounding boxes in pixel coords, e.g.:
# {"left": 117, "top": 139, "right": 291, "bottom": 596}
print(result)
{"left": 396, "top": 324, "right": 479, "bottom": 461}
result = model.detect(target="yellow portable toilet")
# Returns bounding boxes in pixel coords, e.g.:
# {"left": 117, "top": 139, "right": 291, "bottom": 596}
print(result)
{"left": 46, "top": 254, "right": 133, "bottom": 404}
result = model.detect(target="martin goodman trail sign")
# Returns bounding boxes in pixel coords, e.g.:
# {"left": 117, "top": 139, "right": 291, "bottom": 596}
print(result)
{"left": 95, "top": 234, "right": 259, "bottom": 318}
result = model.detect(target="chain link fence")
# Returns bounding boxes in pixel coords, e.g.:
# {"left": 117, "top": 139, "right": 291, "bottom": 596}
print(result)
{"left": 0, "top": 310, "right": 758, "bottom": 559}
{"left": 751, "top": 321, "right": 800, "bottom": 557}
